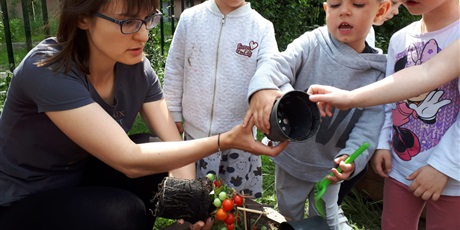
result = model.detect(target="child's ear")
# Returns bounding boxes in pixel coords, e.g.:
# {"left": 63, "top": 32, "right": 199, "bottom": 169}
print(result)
{"left": 323, "top": 2, "right": 328, "bottom": 12}
{"left": 374, "top": 0, "right": 391, "bottom": 24}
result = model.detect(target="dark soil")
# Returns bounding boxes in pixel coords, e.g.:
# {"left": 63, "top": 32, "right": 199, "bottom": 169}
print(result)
{"left": 153, "top": 177, "right": 214, "bottom": 223}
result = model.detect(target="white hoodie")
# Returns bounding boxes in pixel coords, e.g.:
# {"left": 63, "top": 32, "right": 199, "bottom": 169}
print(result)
{"left": 164, "top": 0, "right": 278, "bottom": 138}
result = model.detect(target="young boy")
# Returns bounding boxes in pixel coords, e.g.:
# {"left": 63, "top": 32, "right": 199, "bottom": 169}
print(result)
{"left": 243, "top": 0, "right": 390, "bottom": 229}
{"left": 163, "top": 0, "right": 278, "bottom": 198}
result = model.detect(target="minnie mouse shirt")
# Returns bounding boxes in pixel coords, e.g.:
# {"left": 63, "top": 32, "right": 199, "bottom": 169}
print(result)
{"left": 379, "top": 19, "right": 460, "bottom": 196}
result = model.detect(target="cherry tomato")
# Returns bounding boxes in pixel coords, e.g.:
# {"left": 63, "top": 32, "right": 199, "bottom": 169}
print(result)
{"left": 213, "top": 198, "right": 222, "bottom": 208}
{"left": 215, "top": 208, "right": 228, "bottom": 221}
{"left": 222, "top": 198, "right": 234, "bottom": 212}
{"left": 219, "top": 191, "right": 227, "bottom": 201}
{"left": 227, "top": 223, "right": 235, "bottom": 230}
{"left": 214, "top": 180, "right": 222, "bottom": 188}
{"left": 206, "top": 173, "right": 215, "bottom": 181}
{"left": 233, "top": 194, "right": 244, "bottom": 206}
{"left": 224, "top": 213, "right": 235, "bottom": 225}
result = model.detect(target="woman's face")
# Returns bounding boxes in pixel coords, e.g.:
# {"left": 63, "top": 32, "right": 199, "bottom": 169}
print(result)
{"left": 79, "top": 0, "right": 153, "bottom": 66}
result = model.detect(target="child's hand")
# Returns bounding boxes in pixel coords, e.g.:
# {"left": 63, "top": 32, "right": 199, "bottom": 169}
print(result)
{"left": 327, "top": 155, "right": 355, "bottom": 183}
{"left": 175, "top": 122, "right": 184, "bottom": 135}
{"left": 242, "top": 89, "right": 282, "bottom": 134}
{"left": 407, "top": 165, "right": 449, "bottom": 201}
{"left": 371, "top": 149, "right": 392, "bottom": 178}
{"left": 307, "top": 84, "right": 353, "bottom": 116}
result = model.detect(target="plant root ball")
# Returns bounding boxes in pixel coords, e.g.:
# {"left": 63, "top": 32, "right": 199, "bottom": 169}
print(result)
{"left": 153, "top": 177, "right": 214, "bottom": 223}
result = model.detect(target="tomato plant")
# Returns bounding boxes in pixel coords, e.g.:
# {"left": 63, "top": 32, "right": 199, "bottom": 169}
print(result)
{"left": 206, "top": 173, "right": 247, "bottom": 228}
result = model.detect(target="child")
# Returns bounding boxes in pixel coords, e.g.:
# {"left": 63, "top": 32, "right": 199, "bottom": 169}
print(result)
{"left": 163, "top": 0, "right": 278, "bottom": 198}
{"left": 338, "top": 0, "right": 402, "bottom": 207}
{"left": 366, "top": 0, "right": 402, "bottom": 50}
{"left": 307, "top": 38, "right": 460, "bottom": 112}
{"left": 242, "top": 0, "right": 391, "bottom": 229}
{"left": 372, "top": 0, "right": 460, "bottom": 229}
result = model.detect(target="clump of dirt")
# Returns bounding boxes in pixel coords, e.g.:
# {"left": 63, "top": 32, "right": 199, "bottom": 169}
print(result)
{"left": 153, "top": 177, "right": 214, "bottom": 223}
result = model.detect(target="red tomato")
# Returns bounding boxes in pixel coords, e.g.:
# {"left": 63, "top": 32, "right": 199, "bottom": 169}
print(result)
{"left": 216, "top": 208, "right": 228, "bottom": 221}
{"left": 233, "top": 194, "right": 244, "bottom": 206}
{"left": 224, "top": 213, "right": 235, "bottom": 225}
{"left": 222, "top": 198, "right": 234, "bottom": 212}
{"left": 227, "top": 223, "right": 235, "bottom": 230}
{"left": 214, "top": 180, "right": 222, "bottom": 188}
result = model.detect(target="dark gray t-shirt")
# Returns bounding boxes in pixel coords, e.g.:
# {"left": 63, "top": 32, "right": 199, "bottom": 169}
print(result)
{"left": 0, "top": 38, "right": 163, "bottom": 206}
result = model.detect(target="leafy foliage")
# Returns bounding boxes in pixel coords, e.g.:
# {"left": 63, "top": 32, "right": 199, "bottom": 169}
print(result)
{"left": 251, "top": 0, "right": 325, "bottom": 51}
{"left": 0, "top": 71, "right": 12, "bottom": 114}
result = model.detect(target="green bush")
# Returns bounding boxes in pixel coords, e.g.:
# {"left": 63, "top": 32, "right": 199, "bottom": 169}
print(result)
{"left": 0, "top": 19, "right": 23, "bottom": 42}
{"left": 0, "top": 71, "right": 12, "bottom": 114}
{"left": 252, "top": 0, "right": 325, "bottom": 51}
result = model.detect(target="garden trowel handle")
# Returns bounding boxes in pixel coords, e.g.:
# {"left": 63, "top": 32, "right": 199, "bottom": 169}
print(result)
{"left": 317, "top": 142, "right": 369, "bottom": 188}
{"left": 337, "top": 142, "right": 369, "bottom": 173}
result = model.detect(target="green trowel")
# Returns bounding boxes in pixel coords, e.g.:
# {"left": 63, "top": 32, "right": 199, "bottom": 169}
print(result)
{"left": 313, "top": 142, "right": 369, "bottom": 219}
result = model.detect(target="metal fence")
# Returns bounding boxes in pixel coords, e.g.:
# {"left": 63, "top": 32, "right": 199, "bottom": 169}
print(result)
{"left": 1, "top": 0, "right": 204, "bottom": 72}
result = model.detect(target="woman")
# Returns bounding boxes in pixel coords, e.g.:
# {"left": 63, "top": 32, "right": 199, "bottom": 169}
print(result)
{"left": 0, "top": 0, "right": 287, "bottom": 229}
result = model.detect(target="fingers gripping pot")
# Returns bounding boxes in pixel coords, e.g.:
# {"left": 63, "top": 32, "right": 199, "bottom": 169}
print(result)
{"left": 266, "top": 90, "right": 320, "bottom": 142}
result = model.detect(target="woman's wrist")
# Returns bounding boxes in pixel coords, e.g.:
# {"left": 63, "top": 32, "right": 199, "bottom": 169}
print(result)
{"left": 217, "top": 132, "right": 230, "bottom": 151}
{"left": 217, "top": 133, "right": 222, "bottom": 153}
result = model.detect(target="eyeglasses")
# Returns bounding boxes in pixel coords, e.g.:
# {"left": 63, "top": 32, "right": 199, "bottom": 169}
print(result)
{"left": 95, "top": 11, "right": 162, "bottom": 34}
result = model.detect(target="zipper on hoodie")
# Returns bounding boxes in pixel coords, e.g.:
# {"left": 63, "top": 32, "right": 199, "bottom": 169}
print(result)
{"left": 207, "top": 15, "right": 226, "bottom": 137}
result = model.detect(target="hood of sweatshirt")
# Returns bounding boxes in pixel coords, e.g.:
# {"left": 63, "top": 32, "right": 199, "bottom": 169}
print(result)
{"left": 314, "top": 26, "right": 387, "bottom": 73}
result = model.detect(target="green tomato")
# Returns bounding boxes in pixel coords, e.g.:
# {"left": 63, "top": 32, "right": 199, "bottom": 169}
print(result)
{"left": 206, "top": 173, "right": 215, "bottom": 181}
{"left": 218, "top": 191, "right": 227, "bottom": 201}
{"left": 213, "top": 198, "right": 222, "bottom": 208}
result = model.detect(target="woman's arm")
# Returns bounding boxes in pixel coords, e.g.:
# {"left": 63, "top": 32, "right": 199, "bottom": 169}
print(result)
{"left": 308, "top": 38, "right": 460, "bottom": 115}
{"left": 46, "top": 103, "right": 287, "bottom": 178}
{"left": 140, "top": 99, "right": 196, "bottom": 179}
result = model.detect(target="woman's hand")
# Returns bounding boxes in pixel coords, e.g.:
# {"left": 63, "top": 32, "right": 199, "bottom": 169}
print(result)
{"left": 189, "top": 217, "right": 213, "bottom": 230}
{"left": 224, "top": 116, "right": 288, "bottom": 157}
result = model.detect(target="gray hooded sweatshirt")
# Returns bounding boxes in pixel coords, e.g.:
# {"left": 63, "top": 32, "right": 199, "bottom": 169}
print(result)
{"left": 248, "top": 26, "right": 387, "bottom": 182}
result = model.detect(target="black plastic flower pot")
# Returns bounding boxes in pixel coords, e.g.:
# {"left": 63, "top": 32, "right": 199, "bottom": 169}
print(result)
{"left": 279, "top": 216, "right": 329, "bottom": 230}
{"left": 266, "top": 90, "right": 320, "bottom": 142}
